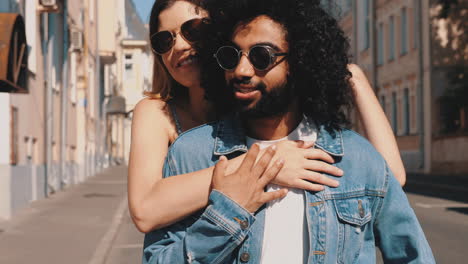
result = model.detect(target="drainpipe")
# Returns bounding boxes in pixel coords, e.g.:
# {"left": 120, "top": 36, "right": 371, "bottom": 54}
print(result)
{"left": 83, "top": 4, "right": 89, "bottom": 179}
{"left": 371, "top": 0, "right": 377, "bottom": 90}
{"left": 417, "top": 0, "right": 432, "bottom": 173}
{"left": 352, "top": 0, "right": 358, "bottom": 63}
{"left": 417, "top": 0, "right": 425, "bottom": 171}
{"left": 60, "top": 0, "right": 69, "bottom": 187}
{"left": 425, "top": 0, "right": 433, "bottom": 173}
{"left": 95, "top": 0, "right": 101, "bottom": 172}
{"left": 42, "top": 12, "right": 53, "bottom": 197}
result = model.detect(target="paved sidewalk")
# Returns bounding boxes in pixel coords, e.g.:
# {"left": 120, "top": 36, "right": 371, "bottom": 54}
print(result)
{"left": 0, "top": 165, "right": 142, "bottom": 264}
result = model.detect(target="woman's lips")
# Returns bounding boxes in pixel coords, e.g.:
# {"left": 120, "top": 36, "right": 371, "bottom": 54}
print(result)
{"left": 176, "top": 55, "right": 198, "bottom": 68}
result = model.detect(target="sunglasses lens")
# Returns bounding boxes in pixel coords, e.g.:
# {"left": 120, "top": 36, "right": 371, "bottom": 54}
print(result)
{"left": 151, "top": 31, "right": 174, "bottom": 54}
{"left": 216, "top": 47, "right": 239, "bottom": 70}
{"left": 181, "top": 18, "right": 208, "bottom": 42}
{"left": 249, "top": 46, "right": 272, "bottom": 70}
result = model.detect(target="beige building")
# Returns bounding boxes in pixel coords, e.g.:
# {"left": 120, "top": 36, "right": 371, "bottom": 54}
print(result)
{"left": 328, "top": 0, "right": 467, "bottom": 174}
{"left": 0, "top": 0, "right": 147, "bottom": 220}
{"left": 98, "top": 0, "right": 152, "bottom": 164}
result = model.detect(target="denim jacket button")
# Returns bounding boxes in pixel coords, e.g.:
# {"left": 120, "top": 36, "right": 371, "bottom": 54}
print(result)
{"left": 240, "top": 252, "right": 250, "bottom": 262}
{"left": 240, "top": 220, "right": 249, "bottom": 230}
{"left": 358, "top": 200, "right": 365, "bottom": 218}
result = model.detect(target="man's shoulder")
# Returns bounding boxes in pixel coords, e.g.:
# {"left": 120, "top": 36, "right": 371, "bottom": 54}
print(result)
{"left": 340, "top": 129, "right": 384, "bottom": 161}
{"left": 170, "top": 115, "right": 245, "bottom": 154}
{"left": 334, "top": 128, "right": 389, "bottom": 192}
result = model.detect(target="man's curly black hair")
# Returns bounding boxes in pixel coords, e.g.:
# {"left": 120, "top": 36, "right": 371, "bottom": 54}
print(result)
{"left": 197, "top": 0, "right": 354, "bottom": 129}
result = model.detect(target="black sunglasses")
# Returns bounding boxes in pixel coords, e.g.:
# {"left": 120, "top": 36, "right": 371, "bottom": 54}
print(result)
{"left": 214, "top": 45, "right": 288, "bottom": 71}
{"left": 150, "top": 18, "right": 210, "bottom": 54}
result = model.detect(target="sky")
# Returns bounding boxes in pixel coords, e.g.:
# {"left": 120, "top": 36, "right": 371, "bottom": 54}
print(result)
{"left": 133, "top": 0, "right": 156, "bottom": 24}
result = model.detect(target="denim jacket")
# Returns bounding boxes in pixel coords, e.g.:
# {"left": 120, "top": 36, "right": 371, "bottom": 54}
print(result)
{"left": 143, "top": 116, "right": 435, "bottom": 264}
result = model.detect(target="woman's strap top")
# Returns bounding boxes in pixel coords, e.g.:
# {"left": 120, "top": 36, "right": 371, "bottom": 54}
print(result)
{"left": 168, "top": 101, "right": 183, "bottom": 134}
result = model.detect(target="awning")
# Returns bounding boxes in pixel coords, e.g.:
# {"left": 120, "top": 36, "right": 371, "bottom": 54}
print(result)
{"left": 106, "top": 96, "right": 127, "bottom": 115}
{"left": 0, "top": 13, "right": 28, "bottom": 93}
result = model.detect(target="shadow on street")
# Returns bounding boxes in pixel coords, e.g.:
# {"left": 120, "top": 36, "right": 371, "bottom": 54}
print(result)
{"left": 404, "top": 173, "right": 468, "bottom": 204}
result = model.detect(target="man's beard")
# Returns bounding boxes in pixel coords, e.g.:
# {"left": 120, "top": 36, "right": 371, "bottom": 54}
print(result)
{"left": 228, "top": 78, "right": 294, "bottom": 119}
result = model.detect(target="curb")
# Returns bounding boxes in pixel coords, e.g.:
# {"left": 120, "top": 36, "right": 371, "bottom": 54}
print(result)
{"left": 88, "top": 197, "right": 128, "bottom": 264}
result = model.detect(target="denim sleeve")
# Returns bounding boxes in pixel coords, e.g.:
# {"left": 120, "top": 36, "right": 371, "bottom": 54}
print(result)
{"left": 143, "top": 190, "right": 255, "bottom": 264}
{"left": 374, "top": 166, "right": 436, "bottom": 264}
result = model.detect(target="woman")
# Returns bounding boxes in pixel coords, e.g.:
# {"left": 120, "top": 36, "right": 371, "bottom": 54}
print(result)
{"left": 128, "top": 0, "right": 405, "bottom": 234}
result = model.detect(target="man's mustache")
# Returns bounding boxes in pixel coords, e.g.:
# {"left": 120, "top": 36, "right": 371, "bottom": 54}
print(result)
{"left": 228, "top": 79, "right": 267, "bottom": 92}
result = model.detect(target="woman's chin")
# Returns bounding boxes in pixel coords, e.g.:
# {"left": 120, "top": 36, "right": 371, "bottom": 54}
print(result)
{"left": 174, "top": 71, "right": 201, "bottom": 88}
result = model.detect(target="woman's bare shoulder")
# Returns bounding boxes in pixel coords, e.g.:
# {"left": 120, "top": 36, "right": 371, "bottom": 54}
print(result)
{"left": 132, "top": 97, "right": 178, "bottom": 142}
{"left": 135, "top": 97, "right": 169, "bottom": 112}
{"left": 133, "top": 97, "right": 172, "bottom": 121}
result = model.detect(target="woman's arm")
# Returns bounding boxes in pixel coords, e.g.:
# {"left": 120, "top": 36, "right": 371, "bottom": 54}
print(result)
{"left": 348, "top": 64, "right": 406, "bottom": 186}
{"left": 128, "top": 99, "right": 343, "bottom": 233}
{"left": 128, "top": 98, "right": 221, "bottom": 233}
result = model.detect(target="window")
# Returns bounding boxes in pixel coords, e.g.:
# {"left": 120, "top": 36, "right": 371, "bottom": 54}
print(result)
{"left": 389, "top": 16, "right": 395, "bottom": 61}
{"left": 378, "top": 23, "right": 384, "bottom": 65}
{"left": 392, "top": 92, "right": 398, "bottom": 133}
{"left": 11, "top": 106, "right": 18, "bottom": 165}
{"left": 380, "top": 94, "right": 386, "bottom": 113}
{"left": 411, "top": 90, "right": 417, "bottom": 133}
{"left": 363, "top": 0, "right": 370, "bottom": 50}
{"left": 0, "top": 0, "right": 11, "bottom": 12}
{"left": 413, "top": 3, "right": 418, "bottom": 49}
{"left": 124, "top": 54, "right": 134, "bottom": 80}
{"left": 401, "top": 7, "right": 408, "bottom": 55}
{"left": 70, "top": 52, "right": 77, "bottom": 104}
{"left": 88, "top": 67, "right": 95, "bottom": 115}
{"left": 403, "top": 88, "right": 410, "bottom": 135}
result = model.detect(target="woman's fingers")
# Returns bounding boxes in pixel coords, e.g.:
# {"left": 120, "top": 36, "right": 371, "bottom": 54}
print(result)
{"left": 304, "top": 149, "right": 335, "bottom": 164}
{"left": 295, "top": 140, "right": 315, "bottom": 149}
{"left": 258, "top": 158, "right": 284, "bottom": 187}
{"left": 290, "top": 179, "right": 326, "bottom": 192}
{"left": 303, "top": 160, "right": 344, "bottom": 177}
{"left": 302, "top": 170, "right": 340, "bottom": 187}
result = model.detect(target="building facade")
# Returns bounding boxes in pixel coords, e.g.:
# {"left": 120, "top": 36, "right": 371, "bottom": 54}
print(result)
{"left": 327, "top": 0, "right": 467, "bottom": 174}
{"left": 0, "top": 0, "right": 149, "bottom": 220}
{"left": 98, "top": 0, "right": 151, "bottom": 164}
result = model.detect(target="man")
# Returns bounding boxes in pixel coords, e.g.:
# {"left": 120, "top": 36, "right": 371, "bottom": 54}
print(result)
{"left": 143, "top": 0, "right": 435, "bottom": 263}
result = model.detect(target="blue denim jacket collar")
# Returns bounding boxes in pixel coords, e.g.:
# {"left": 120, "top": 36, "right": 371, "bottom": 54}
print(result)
{"left": 213, "top": 115, "right": 344, "bottom": 157}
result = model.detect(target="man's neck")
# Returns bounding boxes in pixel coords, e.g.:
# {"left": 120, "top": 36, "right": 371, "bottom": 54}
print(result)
{"left": 244, "top": 104, "right": 302, "bottom": 140}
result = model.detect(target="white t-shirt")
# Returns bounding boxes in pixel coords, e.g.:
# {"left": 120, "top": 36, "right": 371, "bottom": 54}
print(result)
{"left": 246, "top": 116, "right": 317, "bottom": 264}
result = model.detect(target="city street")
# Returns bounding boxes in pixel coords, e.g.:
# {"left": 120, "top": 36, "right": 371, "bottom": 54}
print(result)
{"left": 1, "top": 0, "right": 466, "bottom": 263}
{"left": 0, "top": 166, "right": 466, "bottom": 263}
{"left": 0, "top": 166, "right": 135, "bottom": 264}
{"left": 402, "top": 175, "right": 468, "bottom": 264}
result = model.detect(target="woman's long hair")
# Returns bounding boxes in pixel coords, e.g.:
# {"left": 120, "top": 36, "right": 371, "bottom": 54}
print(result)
{"left": 145, "top": 0, "right": 204, "bottom": 101}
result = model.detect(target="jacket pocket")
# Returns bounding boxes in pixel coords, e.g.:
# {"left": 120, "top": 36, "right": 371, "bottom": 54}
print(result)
{"left": 333, "top": 196, "right": 373, "bottom": 264}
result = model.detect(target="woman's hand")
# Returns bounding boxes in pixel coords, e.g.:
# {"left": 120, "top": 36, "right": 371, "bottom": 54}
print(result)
{"left": 271, "top": 140, "right": 344, "bottom": 191}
